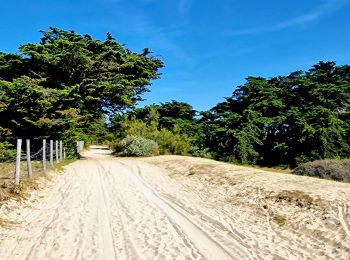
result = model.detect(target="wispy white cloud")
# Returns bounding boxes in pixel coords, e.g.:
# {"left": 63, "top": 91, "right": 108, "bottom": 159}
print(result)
{"left": 85, "top": 0, "right": 193, "bottom": 64}
{"left": 149, "top": 31, "right": 194, "bottom": 64}
{"left": 226, "top": 0, "right": 350, "bottom": 36}
{"left": 125, "top": 17, "right": 193, "bottom": 64}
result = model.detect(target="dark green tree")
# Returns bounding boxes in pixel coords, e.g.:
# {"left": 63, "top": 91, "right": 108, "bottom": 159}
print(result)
{"left": 201, "top": 61, "right": 350, "bottom": 166}
{"left": 0, "top": 27, "right": 164, "bottom": 147}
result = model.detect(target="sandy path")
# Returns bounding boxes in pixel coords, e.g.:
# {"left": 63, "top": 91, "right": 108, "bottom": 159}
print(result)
{"left": 1, "top": 148, "right": 349, "bottom": 259}
{"left": 0, "top": 147, "right": 247, "bottom": 259}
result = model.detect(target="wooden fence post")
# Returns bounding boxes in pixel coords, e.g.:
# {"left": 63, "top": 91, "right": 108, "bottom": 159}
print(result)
{"left": 50, "top": 140, "right": 54, "bottom": 166}
{"left": 59, "top": 140, "right": 63, "bottom": 161}
{"left": 26, "top": 139, "right": 32, "bottom": 178}
{"left": 63, "top": 147, "right": 66, "bottom": 159}
{"left": 55, "top": 140, "right": 59, "bottom": 163}
{"left": 43, "top": 139, "right": 47, "bottom": 171}
{"left": 14, "top": 139, "right": 22, "bottom": 185}
{"left": 76, "top": 141, "right": 84, "bottom": 154}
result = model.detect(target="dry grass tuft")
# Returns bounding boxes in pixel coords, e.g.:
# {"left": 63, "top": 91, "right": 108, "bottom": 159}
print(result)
{"left": 0, "top": 159, "right": 75, "bottom": 206}
{"left": 273, "top": 215, "right": 287, "bottom": 226}
{"left": 269, "top": 190, "right": 317, "bottom": 209}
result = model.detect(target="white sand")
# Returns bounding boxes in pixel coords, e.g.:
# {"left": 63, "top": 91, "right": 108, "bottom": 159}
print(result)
{"left": 0, "top": 148, "right": 349, "bottom": 259}
{"left": 142, "top": 155, "right": 350, "bottom": 260}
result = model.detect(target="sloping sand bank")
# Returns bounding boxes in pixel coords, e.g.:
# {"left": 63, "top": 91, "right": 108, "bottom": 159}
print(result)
{"left": 141, "top": 155, "right": 350, "bottom": 259}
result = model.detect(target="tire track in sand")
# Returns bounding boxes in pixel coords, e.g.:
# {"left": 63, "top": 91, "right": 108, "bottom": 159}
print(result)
{"left": 124, "top": 165, "right": 245, "bottom": 260}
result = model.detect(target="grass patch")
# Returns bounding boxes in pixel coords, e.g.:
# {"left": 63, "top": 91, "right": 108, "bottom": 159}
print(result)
{"left": 226, "top": 161, "right": 292, "bottom": 174}
{"left": 0, "top": 217, "right": 18, "bottom": 228}
{"left": 252, "top": 165, "right": 291, "bottom": 174}
{"left": 273, "top": 215, "right": 286, "bottom": 226}
{"left": 0, "top": 158, "right": 76, "bottom": 205}
{"left": 0, "top": 218, "right": 8, "bottom": 228}
{"left": 52, "top": 159, "right": 76, "bottom": 172}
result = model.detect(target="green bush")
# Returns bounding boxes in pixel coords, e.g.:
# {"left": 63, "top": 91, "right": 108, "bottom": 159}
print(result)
{"left": 292, "top": 159, "right": 350, "bottom": 182}
{"left": 190, "top": 146, "right": 212, "bottom": 158}
{"left": 0, "top": 142, "right": 16, "bottom": 162}
{"left": 155, "top": 127, "right": 192, "bottom": 155}
{"left": 119, "top": 118, "right": 192, "bottom": 155}
{"left": 113, "top": 135, "right": 159, "bottom": 157}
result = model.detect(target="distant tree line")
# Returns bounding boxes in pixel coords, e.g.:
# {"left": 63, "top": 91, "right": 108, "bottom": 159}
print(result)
{"left": 122, "top": 62, "right": 350, "bottom": 167}
{"left": 200, "top": 61, "right": 350, "bottom": 166}
{"left": 1, "top": 28, "right": 349, "bottom": 167}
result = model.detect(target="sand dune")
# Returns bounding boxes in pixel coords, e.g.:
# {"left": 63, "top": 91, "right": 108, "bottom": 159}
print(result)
{"left": 0, "top": 148, "right": 349, "bottom": 259}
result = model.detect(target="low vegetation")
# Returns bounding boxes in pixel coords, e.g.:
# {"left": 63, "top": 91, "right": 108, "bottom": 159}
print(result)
{"left": 273, "top": 215, "right": 287, "bottom": 226}
{"left": 113, "top": 135, "right": 159, "bottom": 157}
{"left": 292, "top": 159, "right": 350, "bottom": 182}
{"left": 0, "top": 142, "right": 16, "bottom": 162}
{"left": 110, "top": 110, "right": 193, "bottom": 156}
{"left": 0, "top": 162, "right": 46, "bottom": 204}
{"left": 0, "top": 159, "right": 75, "bottom": 205}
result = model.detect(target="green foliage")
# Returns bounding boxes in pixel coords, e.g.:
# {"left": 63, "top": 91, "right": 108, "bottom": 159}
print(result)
{"left": 156, "top": 100, "right": 196, "bottom": 130}
{"left": 0, "top": 27, "right": 163, "bottom": 152}
{"left": 189, "top": 146, "right": 212, "bottom": 158}
{"left": 201, "top": 61, "right": 350, "bottom": 166}
{"left": 2, "top": 30, "right": 349, "bottom": 169}
{"left": 115, "top": 100, "right": 204, "bottom": 155}
{"left": 156, "top": 125, "right": 192, "bottom": 155}
{"left": 0, "top": 142, "right": 16, "bottom": 162}
{"left": 131, "top": 100, "right": 198, "bottom": 134}
{"left": 293, "top": 159, "right": 350, "bottom": 182}
{"left": 117, "top": 117, "right": 192, "bottom": 155}
{"left": 113, "top": 135, "right": 159, "bottom": 157}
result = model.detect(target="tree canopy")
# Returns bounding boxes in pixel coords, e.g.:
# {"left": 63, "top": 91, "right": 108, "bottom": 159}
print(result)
{"left": 1, "top": 28, "right": 349, "bottom": 167}
{"left": 0, "top": 27, "right": 163, "bottom": 146}
{"left": 200, "top": 62, "right": 350, "bottom": 166}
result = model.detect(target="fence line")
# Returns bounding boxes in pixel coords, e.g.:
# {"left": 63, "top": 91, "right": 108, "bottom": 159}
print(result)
{"left": 10, "top": 139, "right": 71, "bottom": 186}
{"left": 0, "top": 139, "right": 84, "bottom": 185}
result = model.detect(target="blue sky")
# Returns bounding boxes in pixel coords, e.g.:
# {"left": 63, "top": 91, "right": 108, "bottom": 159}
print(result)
{"left": 1, "top": 0, "right": 350, "bottom": 111}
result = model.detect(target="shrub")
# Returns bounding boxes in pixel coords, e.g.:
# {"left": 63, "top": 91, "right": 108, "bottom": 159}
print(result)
{"left": 0, "top": 142, "right": 16, "bottom": 162}
{"left": 292, "top": 159, "right": 350, "bottom": 182}
{"left": 155, "top": 128, "right": 192, "bottom": 155}
{"left": 119, "top": 118, "right": 192, "bottom": 155}
{"left": 189, "top": 146, "right": 212, "bottom": 158}
{"left": 113, "top": 135, "right": 159, "bottom": 157}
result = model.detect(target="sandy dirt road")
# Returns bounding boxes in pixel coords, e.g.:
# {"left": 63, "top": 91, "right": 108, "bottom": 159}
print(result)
{"left": 0, "top": 147, "right": 349, "bottom": 259}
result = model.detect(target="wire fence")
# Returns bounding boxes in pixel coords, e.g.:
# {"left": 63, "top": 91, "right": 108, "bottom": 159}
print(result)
{"left": 0, "top": 139, "right": 70, "bottom": 186}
